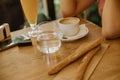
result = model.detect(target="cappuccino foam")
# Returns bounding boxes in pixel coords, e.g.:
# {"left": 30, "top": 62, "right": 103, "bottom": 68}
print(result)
{"left": 60, "top": 18, "right": 79, "bottom": 24}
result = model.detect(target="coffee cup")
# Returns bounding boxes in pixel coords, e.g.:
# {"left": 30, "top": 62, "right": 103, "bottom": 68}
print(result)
{"left": 58, "top": 17, "right": 80, "bottom": 37}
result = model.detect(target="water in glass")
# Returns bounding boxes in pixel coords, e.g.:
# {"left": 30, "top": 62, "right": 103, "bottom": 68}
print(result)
{"left": 37, "top": 31, "right": 61, "bottom": 54}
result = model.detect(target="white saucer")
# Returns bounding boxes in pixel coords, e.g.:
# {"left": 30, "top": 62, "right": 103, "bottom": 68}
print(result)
{"left": 62, "top": 24, "right": 89, "bottom": 42}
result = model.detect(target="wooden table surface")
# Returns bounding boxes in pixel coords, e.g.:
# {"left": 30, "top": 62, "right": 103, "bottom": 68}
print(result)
{"left": 0, "top": 20, "right": 120, "bottom": 80}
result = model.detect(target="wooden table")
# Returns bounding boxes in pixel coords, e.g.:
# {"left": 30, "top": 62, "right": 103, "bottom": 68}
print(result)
{"left": 0, "top": 20, "right": 120, "bottom": 80}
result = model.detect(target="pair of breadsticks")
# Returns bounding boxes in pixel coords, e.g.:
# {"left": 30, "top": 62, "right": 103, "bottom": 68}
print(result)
{"left": 48, "top": 38, "right": 102, "bottom": 79}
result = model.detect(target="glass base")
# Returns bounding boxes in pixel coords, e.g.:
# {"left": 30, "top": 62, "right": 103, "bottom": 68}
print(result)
{"left": 28, "top": 30, "right": 37, "bottom": 37}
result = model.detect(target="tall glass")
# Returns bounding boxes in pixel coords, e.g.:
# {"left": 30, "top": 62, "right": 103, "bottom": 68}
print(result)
{"left": 20, "top": 0, "right": 38, "bottom": 36}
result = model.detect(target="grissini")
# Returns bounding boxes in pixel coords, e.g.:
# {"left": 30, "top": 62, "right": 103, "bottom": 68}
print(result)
{"left": 73, "top": 46, "right": 101, "bottom": 80}
{"left": 48, "top": 38, "right": 103, "bottom": 75}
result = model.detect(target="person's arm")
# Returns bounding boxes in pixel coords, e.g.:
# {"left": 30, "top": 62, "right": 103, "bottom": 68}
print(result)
{"left": 60, "top": 0, "right": 96, "bottom": 17}
{"left": 102, "top": 0, "right": 120, "bottom": 39}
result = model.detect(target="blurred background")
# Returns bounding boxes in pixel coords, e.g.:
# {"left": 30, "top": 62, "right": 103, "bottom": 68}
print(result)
{"left": 39, "top": 0, "right": 101, "bottom": 26}
{"left": 0, "top": 0, "right": 101, "bottom": 32}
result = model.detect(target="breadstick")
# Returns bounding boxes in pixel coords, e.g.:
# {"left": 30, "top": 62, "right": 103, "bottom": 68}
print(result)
{"left": 73, "top": 46, "right": 101, "bottom": 80}
{"left": 48, "top": 38, "right": 103, "bottom": 75}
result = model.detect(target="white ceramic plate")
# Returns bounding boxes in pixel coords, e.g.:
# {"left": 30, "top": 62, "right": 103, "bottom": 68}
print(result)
{"left": 62, "top": 24, "right": 89, "bottom": 42}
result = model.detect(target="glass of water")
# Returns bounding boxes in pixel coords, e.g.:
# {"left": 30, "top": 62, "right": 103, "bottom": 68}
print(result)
{"left": 37, "top": 22, "right": 63, "bottom": 54}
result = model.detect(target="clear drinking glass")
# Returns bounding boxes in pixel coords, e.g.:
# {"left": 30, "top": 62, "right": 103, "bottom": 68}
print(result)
{"left": 20, "top": 0, "right": 38, "bottom": 36}
{"left": 37, "top": 22, "right": 63, "bottom": 54}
